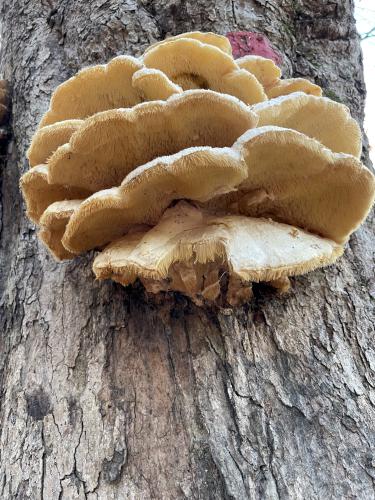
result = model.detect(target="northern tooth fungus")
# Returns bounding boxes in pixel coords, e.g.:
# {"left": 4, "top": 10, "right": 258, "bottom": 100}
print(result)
{"left": 20, "top": 31, "right": 375, "bottom": 307}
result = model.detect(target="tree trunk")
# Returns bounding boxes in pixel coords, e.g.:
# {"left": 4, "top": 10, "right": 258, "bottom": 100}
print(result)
{"left": 0, "top": 1, "right": 374, "bottom": 498}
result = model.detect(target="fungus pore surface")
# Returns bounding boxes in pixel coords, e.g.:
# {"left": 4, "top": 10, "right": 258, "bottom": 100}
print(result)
{"left": 93, "top": 202, "right": 343, "bottom": 305}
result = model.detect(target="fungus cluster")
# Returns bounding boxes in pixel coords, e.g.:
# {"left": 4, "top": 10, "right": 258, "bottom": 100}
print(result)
{"left": 20, "top": 31, "right": 375, "bottom": 306}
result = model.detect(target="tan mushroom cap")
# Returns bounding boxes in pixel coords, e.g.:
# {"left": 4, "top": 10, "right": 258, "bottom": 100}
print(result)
{"left": 48, "top": 90, "right": 258, "bottom": 192}
{"left": 62, "top": 146, "right": 247, "bottom": 254}
{"left": 93, "top": 202, "right": 343, "bottom": 292}
{"left": 253, "top": 92, "right": 362, "bottom": 157}
{"left": 20, "top": 165, "right": 91, "bottom": 224}
{"left": 212, "top": 126, "right": 373, "bottom": 244}
{"left": 39, "top": 56, "right": 144, "bottom": 127}
{"left": 39, "top": 200, "right": 83, "bottom": 260}
{"left": 27, "top": 119, "right": 83, "bottom": 167}
{"left": 236, "top": 55, "right": 281, "bottom": 87}
{"left": 132, "top": 68, "right": 182, "bottom": 100}
{"left": 143, "top": 38, "right": 267, "bottom": 105}
{"left": 62, "top": 124, "right": 374, "bottom": 255}
{"left": 265, "top": 78, "right": 322, "bottom": 98}
{"left": 144, "top": 31, "right": 233, "bottom": 55}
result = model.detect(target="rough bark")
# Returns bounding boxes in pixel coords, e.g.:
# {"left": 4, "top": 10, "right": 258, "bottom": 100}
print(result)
{"left": 0, "top": 1, "right": 374, "bottom": 499}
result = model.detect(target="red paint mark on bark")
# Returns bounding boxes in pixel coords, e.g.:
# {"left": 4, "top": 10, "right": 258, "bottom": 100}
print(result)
{"left": 227, "top": 31, "right": 282, "bottom": 65}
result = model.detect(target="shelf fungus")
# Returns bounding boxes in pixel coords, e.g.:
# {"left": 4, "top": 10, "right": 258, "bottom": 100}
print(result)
{"left": 20, "top": 31, "right": 375, "bottom": 307}
{"left": 143, "top": 38, "right": 267, "bottom": 105}
{"left": 39, "top": 200, "right": 83, "bottom": 260}
{"left": 38, "top": 56, "right": 185, "bottom": 128}
{"left": 265, "top": 77, "right": 322, "bottom": 99}
{"left": 93, "top": 202, "right": 343, "bottom": 307}
{"left": 20, "top": 165, "right": 90, "bottom": 224}
{"left": 47, "top": 90, "right": 258, "bottom": 192}
{"left": 212, "top": 127, "right": 374, "bottom": 244}
{"left": 27, "top": 119, "right": 84, "bottom": 167}
{"left": 253, "top": 93, "right": 362, "bottom": 157}
{"left": 235, "top": 53, "right": 322, "bottom": 100}
{"left": 236, "top": 55, "right": 281, "bottom": 88}
{"left": 145, "top": 31, "right": 233, "bottom": 55}
{"left": 131, "top": 68, "right": 183, "bottom": 101}
{"left": 62, "top": 146, "right": 248, "bottom": 254}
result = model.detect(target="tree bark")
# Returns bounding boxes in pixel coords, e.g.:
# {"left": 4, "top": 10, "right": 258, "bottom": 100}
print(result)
{"left": 0, "top": 1, "right": 374, "bottom": 498}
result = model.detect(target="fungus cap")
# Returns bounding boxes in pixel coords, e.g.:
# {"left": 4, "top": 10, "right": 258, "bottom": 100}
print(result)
{"left": 144, "top": 31, "right": 233, "bottom": 55}
{"left": 132, "top": 68, "right": 182, "bottom": 100}
{"left": 236, "top": 55, "right": 281, "bottom": 87}
{"left": 222, "top": 126, "right": 374, "bottom": 244}
{"left": 39, "top": 200, "right": 83, "bottom": 260}
{"left": 93, "top": 202, "right": 343, "bottom": 298}
{"left": 48, "top": 90, "right": 258, "bottom": 192}
{"left": 27, "top": 119, "right": 83, "bottom": 167}
{"left": 20, "top": 165, "right": 90, "bottom": 224}
{"left": 265, "top": 78, "right": 322, "bottom": 98}
{"left": 253, "top": 92, "right": 362, "bottom": 157}
{"left": 39, "top": 56, "right": 143, "bottom": 127}
{"left": 18, "top": 30, "right": 374, "bottom": 307}
{"left": 62, "top": 146, "right": 247, "bottom": 254}
{"left": 143, "top": 38, "right": 267, "bottom": 104}
{"left": 62, "top": 124, "right": 374, "bottom": 254}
